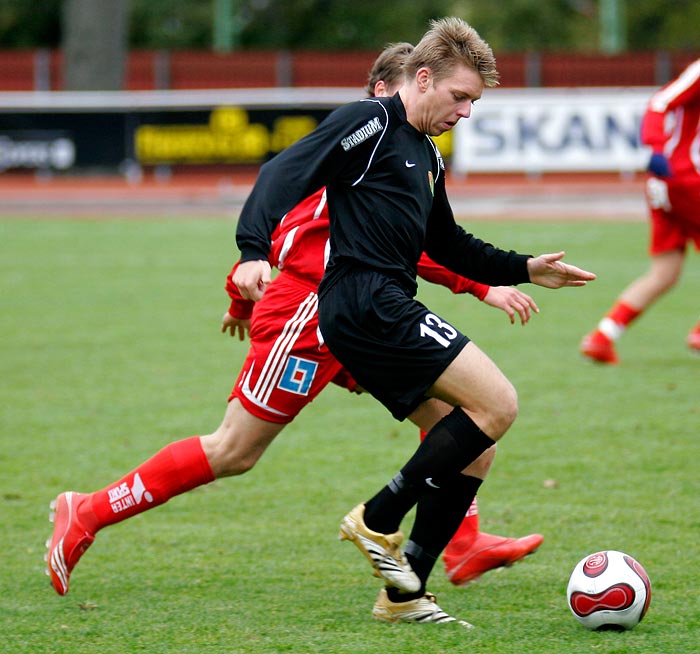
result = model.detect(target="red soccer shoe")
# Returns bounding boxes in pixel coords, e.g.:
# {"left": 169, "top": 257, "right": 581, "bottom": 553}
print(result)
{"left": 688, "top": 323, "right": 700, "bottom": 352}
{"left": 580, "top": 330, "right": 619, "bottom": 364}
{"left": 444, "top": 532, "right": 544, "bottom": 586}
{"left": 45, "top": 491, "right": 95, "bottom": 595}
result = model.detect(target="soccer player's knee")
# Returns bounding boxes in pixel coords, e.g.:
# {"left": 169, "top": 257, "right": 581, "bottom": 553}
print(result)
{"left": 204, "top": 429, "right": 261, "bottom": 477}
{"left": 217, "top": 449, "right": 259, "bottom": 476}
{"left": 492, "top": 384, "right": 518, "bottom": 435}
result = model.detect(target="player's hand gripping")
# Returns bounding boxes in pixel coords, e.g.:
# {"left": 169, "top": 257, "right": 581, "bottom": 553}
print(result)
{"left": 233, "top": 259, "right": 271, "bottom": 301}
{"left": 483, "top": 286, "right": 539, "bottom": 325}
{"left": 221, "top": 311, "right": 251, "bottom": 341}
{"left": 527, "top": 252, "right": 596, "bottom": 289}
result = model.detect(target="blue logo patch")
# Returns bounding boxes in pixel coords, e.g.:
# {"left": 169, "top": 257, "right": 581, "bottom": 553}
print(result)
{"left": 278, "top": 356, "right": 318, "bottom": 396}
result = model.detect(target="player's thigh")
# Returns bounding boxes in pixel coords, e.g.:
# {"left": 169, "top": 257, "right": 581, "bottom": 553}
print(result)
{"left": 649, "top": 249, "right": 685, "bottom": 286}
{"left": 232, "top": 281, "right": 343, "bottom": 423}
{"left": 427, "top": 341, "right": 517, "bottom": 437}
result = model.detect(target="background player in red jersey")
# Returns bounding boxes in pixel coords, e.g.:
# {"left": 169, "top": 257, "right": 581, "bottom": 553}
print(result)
{"left": 581, "top": 58, "right": 700, "bottom": 363}
{"left": 45, "top": 43, "right": 540, "bottom": 606}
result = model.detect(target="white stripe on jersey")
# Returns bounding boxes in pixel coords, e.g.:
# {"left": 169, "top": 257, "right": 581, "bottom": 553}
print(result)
{"left": 277, "top": 225, "right": 299, "bottom": 269}
{"left": 425, "top": 136, "right": 444, "bottom": 184}
{"left": 313, "top": 189, "right": 328, "bottom": 218}
{"left": 352, "top": 99, "right": 389, "bottom": 187}
{"left": 663, "top": 107, "right": 683, "bottom": 158}
{"left": 691, "top": 121, "right": 700, "bottom": 175}
{"left": 240, "top": 364, "right": 288, "bottom": 417}
{"left": 252, "top": 292, "right": 319, "bottom": 404}
{"left": 276, "top": 190, "right": 327, "bottom": 269}
{"left": 650, "top": 59, "right": 700, "bottom": 112}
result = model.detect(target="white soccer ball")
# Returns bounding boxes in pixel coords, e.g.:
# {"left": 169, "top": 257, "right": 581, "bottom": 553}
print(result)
{"left": 566, "top": 550, "right": 652, "bottom": 630}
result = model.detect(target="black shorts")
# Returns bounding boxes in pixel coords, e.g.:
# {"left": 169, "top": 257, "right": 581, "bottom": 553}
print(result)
{"left": 318, "top": 269, "right": 470, "bottom": 421}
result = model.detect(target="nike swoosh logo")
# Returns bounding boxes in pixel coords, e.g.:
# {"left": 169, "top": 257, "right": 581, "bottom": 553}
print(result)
{"left": 425, "top": 477, "right": 440, "bottom": 489}
{"left": 405, "top": 160, "right": 416, "bottom": 168}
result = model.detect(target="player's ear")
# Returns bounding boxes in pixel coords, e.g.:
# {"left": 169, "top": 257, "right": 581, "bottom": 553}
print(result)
{"left": 373, "top": 80, "right": 387, "bottom": 97}
{"left": 416, "top": 67, "right": 431, "bottom": 91}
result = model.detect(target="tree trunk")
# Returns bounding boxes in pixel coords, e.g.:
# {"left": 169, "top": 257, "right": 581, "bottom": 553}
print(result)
{"left": 62, "top": 0, "right": 128, "bottom": 90}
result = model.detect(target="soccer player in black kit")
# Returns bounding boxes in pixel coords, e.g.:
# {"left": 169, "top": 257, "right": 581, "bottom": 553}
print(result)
{"left": 235, "top": 17, "right": 595, "bottom": 626}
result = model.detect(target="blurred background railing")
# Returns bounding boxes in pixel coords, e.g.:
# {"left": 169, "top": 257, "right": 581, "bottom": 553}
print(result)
{"left": 1, "top": 49, "right": 699, "bottom": 92}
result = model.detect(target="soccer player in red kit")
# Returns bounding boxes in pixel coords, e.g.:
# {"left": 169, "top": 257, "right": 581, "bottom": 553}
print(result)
{"left": 45, "top": 43, "right": 541, "bottom": 607}
{"left": 581, "top": 58, "right": 700, "bottom": 363}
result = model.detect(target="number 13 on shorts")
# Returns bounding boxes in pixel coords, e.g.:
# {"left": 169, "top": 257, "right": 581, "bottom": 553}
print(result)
{"left": 419, "top": 313, "right": 458, "bottom": 348}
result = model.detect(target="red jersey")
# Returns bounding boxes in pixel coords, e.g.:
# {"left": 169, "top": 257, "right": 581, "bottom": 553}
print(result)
{"left": 226, "top": 188, "right": 489, "bottom": 317}
{"left": 641, "top": 58, "right": 700, "bottom": 185}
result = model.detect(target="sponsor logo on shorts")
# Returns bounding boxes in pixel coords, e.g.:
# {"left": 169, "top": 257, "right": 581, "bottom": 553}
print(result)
{"left": 277, "top": 356, "right": 318, "bottom": 395}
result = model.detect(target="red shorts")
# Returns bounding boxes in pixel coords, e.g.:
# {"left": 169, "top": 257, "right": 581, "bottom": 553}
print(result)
{"left": 646, "top": 177, "right": 700, "bottom": 255}
{"left": 229, "top": 274, "right": 346, "bottom": 424}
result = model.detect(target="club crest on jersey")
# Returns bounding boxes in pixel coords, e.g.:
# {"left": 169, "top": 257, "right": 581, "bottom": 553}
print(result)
{"left": 340, "top": 118, "right": 383, "bottom": 151}
{"left": 278, "top": 356, "right": 318, "bottom": 395}
{"left": 428, "top": 170, "right": 434, "bottom": 196}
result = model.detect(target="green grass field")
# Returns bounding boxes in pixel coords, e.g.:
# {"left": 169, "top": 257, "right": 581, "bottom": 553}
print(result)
{"left": 1, "top": 216, "right": 698, "bottom": 653}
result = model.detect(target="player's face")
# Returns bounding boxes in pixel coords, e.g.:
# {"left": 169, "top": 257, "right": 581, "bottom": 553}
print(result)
{"left": 420, "top": 64, "right": 484, "bottom": 136}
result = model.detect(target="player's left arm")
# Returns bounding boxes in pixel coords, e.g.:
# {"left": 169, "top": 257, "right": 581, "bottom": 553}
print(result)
{"left": 424, "top": 182, "right": 594, "bottom": 289}
{"left": 423, "top": 183, "right": 531, "bottom": 287}
{"left": 526, "top": 252, "right": 596, "bottom": 288}
{"left": 417, "top": 252, "right": 488, "bottom": 297}
{"left": 416, "top": 252, "right": 538, "bottom": 324}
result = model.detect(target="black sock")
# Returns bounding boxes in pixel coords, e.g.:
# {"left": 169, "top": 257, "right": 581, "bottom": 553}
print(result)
{"left": 386, "top": 474, "right": 483, "bottom": 602}
{"left": 400, "top": 407, "right": 495, "bottom": 489}
{"left": 363, "top": 471, "right": 422, "bottom": 534}
{"left": 363, "top": 407, "right": 494, "bottom": 534}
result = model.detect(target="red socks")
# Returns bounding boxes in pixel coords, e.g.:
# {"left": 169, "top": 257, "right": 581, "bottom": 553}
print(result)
{"left": 79, "top": 436, "right": 215, "bottom": 533}
{"left": 599, "top": 301, "right": 641, "bottom": 341}
{"left": 609, "top": 301, "right": 641, "bottom": 325}
{"left": 451, "top": 498, "right": 479, "bottom": 544}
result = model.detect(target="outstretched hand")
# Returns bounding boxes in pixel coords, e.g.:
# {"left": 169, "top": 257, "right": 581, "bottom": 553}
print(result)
{"left": 221, "top": 311, "right": 250, "bottom": 341}
{"left": 233, "top": 259, "right": 271, "bottom": 301}
{"left": 527, "top": 252, "right": 596, "bottom": 289}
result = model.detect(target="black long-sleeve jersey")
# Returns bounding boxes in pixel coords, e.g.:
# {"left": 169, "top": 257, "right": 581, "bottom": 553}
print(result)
{"left": 236, "top": 93, "right": 531, "bottom": 297}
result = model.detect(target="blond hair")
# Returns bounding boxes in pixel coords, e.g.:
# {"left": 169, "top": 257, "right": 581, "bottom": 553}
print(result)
{"left": 404, "top": 17, "right": 499, "bottom": 88}
{"left": 365, "top": 42, "right": 414, "bottom": 97}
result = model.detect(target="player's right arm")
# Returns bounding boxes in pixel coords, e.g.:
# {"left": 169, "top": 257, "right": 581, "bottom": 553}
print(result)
{"left": 234, "top": 100, "right": 387, "bottom": 300}
{"left": 223, "top": 261, "right": 255, "bottom": 339}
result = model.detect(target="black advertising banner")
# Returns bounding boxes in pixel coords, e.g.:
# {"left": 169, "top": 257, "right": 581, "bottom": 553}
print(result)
{"left": 0, "top": 106, "right": 336, "bottom": 173}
